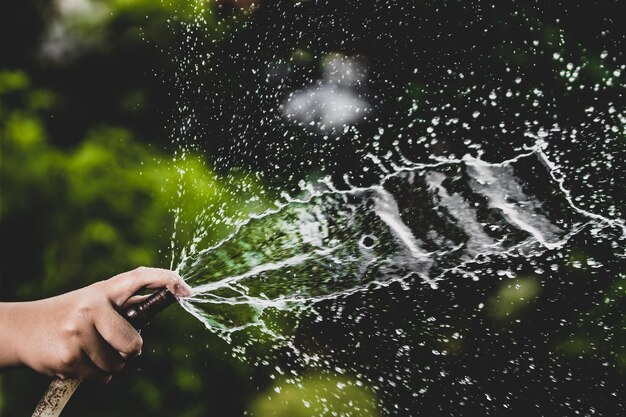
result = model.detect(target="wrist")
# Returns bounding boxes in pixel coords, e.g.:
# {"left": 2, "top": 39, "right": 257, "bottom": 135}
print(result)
{"left": 0, "top": 302, "right": 28, "bottom": 368}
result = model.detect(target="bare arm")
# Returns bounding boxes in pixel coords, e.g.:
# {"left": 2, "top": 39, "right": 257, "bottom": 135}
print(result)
{"left": 0, "top": 267, "right": 191, "bottom": 382}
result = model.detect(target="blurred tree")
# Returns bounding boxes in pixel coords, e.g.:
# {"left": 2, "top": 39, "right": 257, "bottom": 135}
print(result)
{"left": 0, "top": 69, "right": 270, "bottom": 297}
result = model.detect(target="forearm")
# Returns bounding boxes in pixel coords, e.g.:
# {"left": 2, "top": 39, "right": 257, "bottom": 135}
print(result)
{"left": 0, "top": 302, "right": 27, "bottom": 368}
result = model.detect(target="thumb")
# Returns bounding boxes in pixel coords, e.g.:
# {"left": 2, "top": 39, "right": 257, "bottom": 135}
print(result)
{"left": 103, "top": 267, "right": 192, "bottom": 307}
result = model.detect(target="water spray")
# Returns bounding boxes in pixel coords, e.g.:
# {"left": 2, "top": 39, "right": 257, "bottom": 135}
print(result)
{"left": 31, "top": 288, "right": 178, "bottom": 417}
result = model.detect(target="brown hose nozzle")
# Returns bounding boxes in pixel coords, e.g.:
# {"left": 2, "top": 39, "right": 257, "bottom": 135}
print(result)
{"left": 122, "top": 288, "right": 178, "bottom": 329}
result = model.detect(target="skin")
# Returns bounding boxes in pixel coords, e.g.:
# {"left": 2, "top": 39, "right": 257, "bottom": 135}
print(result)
{"left": 0, "top": 267, "right": 191, "bottom": 383}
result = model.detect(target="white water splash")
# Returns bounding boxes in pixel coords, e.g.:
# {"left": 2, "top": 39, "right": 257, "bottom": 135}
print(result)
{"left": 176, "top": 143, "right": 622, "bottom": 341}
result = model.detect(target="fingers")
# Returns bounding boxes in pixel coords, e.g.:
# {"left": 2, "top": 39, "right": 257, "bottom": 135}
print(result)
{"left": 64, "top": 306, "right": 132, "bottom": 384}
{"left": 121, "top": 294, "right": 150, "bottom": 309}
{"left": 82, "top": 324, "right": 125, "bottom": 375}
{"left": 93, "top": 303, "right": 143, "bottom": 358}
{"left": 77, "top": 351, "right": 112, "bottom": 384}
{"left": 51, "top": 266, "right": 188, "bottom": 384}
{"left": 105, "top": 267, "right": 192, "bottom": 306}
{"left": 56, "top": 349, "right": 109, "bottom": 384}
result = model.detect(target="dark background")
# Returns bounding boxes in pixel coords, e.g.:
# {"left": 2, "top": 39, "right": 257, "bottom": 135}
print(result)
{"left": 1, "top": 1, "right": 624, "bottom": 416}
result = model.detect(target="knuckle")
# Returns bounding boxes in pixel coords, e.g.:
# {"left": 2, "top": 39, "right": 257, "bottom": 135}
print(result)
{"left": 133, "top": 266, "right": 148, "bottom": 275}
{"left": 65, "top": 304, "right": 97, "bottom": 337}
{"left": 76, "top": 302, "right": 93, "bottom": 316}
{"left": 89, "top": 280, "right": 105, "bottom": 291}
{"left": 59, "top": 349, "right": 78, "bottom": 368}
{"left": 62, "top": 323, "right": 81, "bottom": 338}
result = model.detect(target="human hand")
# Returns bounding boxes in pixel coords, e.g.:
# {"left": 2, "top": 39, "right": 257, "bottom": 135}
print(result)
{"left": 0, "top": 267, "right": 191, "bottom": 383}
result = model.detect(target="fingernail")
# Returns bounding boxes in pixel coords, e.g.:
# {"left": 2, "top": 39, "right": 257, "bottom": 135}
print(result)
{"left": 179, "top": 281, "right": 193, "bottom": 297}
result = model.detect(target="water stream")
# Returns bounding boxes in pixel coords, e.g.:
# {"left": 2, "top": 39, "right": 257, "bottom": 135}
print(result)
{"left": 176, "top": 142, "right": 621, "bottom": 343}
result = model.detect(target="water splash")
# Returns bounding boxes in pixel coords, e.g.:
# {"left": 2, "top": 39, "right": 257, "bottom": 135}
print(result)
{"left": 176, "top": 143, "right": 617, "bottom": 342}
{"left": 160, "top": 2, "right": 626, "bottom": 415}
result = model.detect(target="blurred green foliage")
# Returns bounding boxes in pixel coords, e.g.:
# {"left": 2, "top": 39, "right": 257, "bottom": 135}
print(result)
{"left": 487, "top": 277, "right": 541, "bottom": 321}
{"left": 0, "top": 0, "right": 283, "bottom": 414}
{"left": 0, "top": 69, "right": 268, "bottom": 297}
{"left": 0, "top": 67, "right": 276, "bottom": 416}
{"left": 555, "top": 273, "right": 626, "bottom": 371}
{"left": 251, "top": 374, "right": 379, "bottom": 417}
